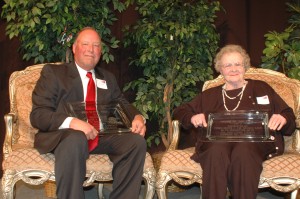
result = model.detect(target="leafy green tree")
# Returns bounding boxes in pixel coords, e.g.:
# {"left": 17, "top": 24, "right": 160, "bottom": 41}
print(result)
{"left": 261, "top": 0, "right": 300, "bottom": 80}
{"left": 1, "top": 0, "right": 126, "bottom": 63}
{"left": 123, "top": 0, "right": 221, "bottom": 148}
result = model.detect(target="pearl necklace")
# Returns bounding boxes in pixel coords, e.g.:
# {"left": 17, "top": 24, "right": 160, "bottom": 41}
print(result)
{"left": 222, "top": 82, "right": 247, "bottom": 111}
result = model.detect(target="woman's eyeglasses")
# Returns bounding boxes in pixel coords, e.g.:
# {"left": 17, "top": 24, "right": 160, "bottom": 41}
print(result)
{"left": 222, "top": 62, "right": 244, "bottom": 70}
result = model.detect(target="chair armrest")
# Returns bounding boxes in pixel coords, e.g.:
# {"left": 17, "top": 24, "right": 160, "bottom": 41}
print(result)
{"left": 168, "top": 120, "right": 180, "bottom": 151}
{"left": 3, "top": 113, "right": 16, "bottom": 159}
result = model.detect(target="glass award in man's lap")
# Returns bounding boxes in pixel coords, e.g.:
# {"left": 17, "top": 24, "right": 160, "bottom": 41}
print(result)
{"left": 65, "top": 102, "right": 132, "bottom": 135}
{"left": 206, "top": 110, "right": 273, "bottom": 142}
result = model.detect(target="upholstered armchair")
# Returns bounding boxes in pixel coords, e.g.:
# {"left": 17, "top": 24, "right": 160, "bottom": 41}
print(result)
{"left": 2, "top": 63, "right": 156, "bottom": 199}
{"left": 156, "top": 68, "right": 300, "bottom": 199}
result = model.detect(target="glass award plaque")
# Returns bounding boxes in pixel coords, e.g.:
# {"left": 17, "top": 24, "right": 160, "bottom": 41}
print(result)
{"left": 206, "top": 110, "right": 272, "bottom": 142}
{"left": 65, "top": 102, "right": 132, "bottom": 135}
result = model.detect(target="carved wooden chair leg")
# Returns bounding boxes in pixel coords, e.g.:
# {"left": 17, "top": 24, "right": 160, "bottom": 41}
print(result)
{"left": 156, "top": 185, "right": 168, "bottom": 199}
{"left": 200, "top": 186, "right": 202, "bottom": 199}
{"left": 155, "top": 174, "right": 170, "bottom": 199}
{"left": 97, "top": 183, "right": 104, "bottom": 199}
{"left": 143, "top": 179, "right": 156, "bottom": 199}
{"left": 290, "top": 189, "right": 298, "bottom": 199}
{"left": 2, "top": 174, "right": 14, "bottom": 199}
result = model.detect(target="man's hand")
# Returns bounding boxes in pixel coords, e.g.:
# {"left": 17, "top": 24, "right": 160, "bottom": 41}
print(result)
{"left": 191, "top": 113, "right": 207, "bottom": 128}
{"left": 131, "top": 115, "right": 146, "bottom": 137}
{"left": 69, "top": 118, "right": 98, "bottom": 140}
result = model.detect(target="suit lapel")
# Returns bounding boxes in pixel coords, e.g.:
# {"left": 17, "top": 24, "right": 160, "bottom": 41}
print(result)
{"left": 66, "top": 62, "right": 85, "bottom": 102}
{"left": 94, "top": 67, "right": 107, "bottom": 104}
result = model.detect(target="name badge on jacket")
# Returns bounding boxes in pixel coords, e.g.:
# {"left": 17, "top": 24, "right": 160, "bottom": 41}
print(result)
{"left": 96, "top": 79, "right": 108, "bottom": 89}
{"left": 256, "top": 95, "right": 270, "bottom": 105}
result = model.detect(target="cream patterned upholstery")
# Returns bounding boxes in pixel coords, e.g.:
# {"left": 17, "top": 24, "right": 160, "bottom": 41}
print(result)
{"left": 2, "top": 63, "right": 156, "bottom": 199}
{"left": 156, "top": 68, "right": 300, "bottom": 199}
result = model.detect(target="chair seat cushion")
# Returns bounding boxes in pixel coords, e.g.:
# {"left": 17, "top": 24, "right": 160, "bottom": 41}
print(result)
{"left": 3, "top": 147, "right": 154, "bottom": 178}
{"left": 159, "top": 148, "right": 201, "bottom": 175}
{"left": 159, "top": 148, "right": 300, "bottom": 180}
{"left": 261, "top": 152, "right": 300, "bottom": 179}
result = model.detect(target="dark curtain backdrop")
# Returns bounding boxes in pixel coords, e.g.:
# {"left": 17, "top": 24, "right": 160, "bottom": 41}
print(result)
{"left": 0, "top": 0, "right": 290, "bottom": 176}
{"left": 216, "top": 0, "right": 289, "bottom": 67}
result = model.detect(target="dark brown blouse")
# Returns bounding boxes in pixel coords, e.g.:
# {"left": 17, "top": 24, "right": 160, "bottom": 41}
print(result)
{"left": 173, "top": 79, "right": 296, "bottom": 159}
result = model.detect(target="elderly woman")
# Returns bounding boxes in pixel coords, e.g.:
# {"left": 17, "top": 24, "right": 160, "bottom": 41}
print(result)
{"left": 173, "top": 44, "right": 296, "bottom": 199}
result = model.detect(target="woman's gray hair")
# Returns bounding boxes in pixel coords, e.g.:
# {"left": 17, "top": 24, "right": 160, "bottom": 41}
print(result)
{"left": 214, "top": 44, "right": 251, "bottom": 72}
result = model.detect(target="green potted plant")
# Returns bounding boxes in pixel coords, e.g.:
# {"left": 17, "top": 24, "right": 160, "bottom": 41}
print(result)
{"left": 261, "top": 0, "right": 300, "bottom": 80}
{"left": 123, "top": 0, "right": 221, "bottom": 148}
{"left": 1, "top": 0, "right": 127, "bottom": 63}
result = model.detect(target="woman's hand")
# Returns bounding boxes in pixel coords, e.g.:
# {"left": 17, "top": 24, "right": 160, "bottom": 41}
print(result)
{"left": 268, "top": 114, "right": 287, "bottom": 131}
{"left": 191, "top": 113, "right": 207, "bottom": 128}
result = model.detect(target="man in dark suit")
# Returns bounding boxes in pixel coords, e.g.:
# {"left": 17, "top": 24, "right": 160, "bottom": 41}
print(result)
{"left": 30, "top": 27, "right": 147, "bottom": 199}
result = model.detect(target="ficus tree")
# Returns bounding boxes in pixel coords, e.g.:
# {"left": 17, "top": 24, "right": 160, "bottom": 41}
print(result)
{"left": 261, "top": 0, "right": 300, "bottom": 80}
{"left": 1, "top": 0, "right": 126, "bottom": 63}
{"left": 123, "top": 0, "right": 221, "bottom": 148}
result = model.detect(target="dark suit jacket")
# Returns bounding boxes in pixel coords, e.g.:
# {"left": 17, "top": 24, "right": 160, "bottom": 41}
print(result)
{"left": 30, "top": 62, "right": 140, "bottom": 154}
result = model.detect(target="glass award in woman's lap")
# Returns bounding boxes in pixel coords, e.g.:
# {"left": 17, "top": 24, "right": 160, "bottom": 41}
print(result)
{"left": 65, "top": 102, "right": 132, "bottom": 135}
{"left": 206, "top": 110, "right": 274, "bottom": 142}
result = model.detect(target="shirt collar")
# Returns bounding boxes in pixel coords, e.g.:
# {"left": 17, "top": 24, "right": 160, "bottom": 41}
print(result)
{"left": 75, "top": 62, "right": 95, "bottom": 79}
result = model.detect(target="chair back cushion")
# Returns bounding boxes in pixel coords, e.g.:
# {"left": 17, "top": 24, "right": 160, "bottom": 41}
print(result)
{"left": 9, "top": 64, "right": 45, "bottom": 148}
{"left": 202, "top": 67, "right": 300, "bottom": 152}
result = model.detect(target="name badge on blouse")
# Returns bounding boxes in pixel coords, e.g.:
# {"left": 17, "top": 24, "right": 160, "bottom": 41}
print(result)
{"left": 96, "top": 79, "right": 108, "bottom": 89}
{"left": 256, "top": 95, "right": 270, "bottom": 105}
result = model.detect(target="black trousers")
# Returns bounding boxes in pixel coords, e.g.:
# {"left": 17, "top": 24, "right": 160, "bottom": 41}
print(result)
{"left": 197, "top": 141, "right": 276, "bottom": 199}
{"left": 53, "top": 130, "right": 146, "bottom": 199}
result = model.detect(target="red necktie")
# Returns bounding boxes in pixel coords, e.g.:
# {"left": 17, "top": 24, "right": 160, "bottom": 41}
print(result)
{"left": 86, "top": 72, "right": 100, "bottom": 152}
